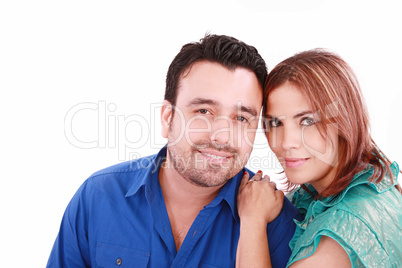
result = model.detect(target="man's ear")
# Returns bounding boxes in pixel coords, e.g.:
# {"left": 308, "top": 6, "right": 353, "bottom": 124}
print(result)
{"left": 161, "top": 100, "right": 173, "bottom": 138}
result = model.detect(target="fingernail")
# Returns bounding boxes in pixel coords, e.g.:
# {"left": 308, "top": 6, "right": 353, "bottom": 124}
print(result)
{"left": 244, "top": 171, "right": 248, "bottom": 175}
{"left": 257, "top": 170, "right": 262, "bottom": 173}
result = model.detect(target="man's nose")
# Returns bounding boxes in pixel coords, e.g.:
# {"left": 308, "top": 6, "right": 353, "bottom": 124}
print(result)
{"left": 210, "top": 116, "right": 233, "bottom": 146}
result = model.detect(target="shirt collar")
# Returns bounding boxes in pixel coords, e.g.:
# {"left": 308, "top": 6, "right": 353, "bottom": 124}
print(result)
{"left": 293, "top": 161, "right": 400, "bottom": 212}
{"left": 125, "top": 146, "right": 167, "bottom": 198}
{"left": 204, "top": 169, "right": 246, "bottom": 223}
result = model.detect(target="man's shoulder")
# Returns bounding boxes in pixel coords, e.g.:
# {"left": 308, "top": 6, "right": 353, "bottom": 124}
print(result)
{"left": 81, "top": 153, "right": 161, "bottom": 194}
{"left": 90, "top": 153, "right": 159, "bottom": 178}
{"left": 281, "top": 193, "right": 303, "bottom": 221}
{"left": 267, "top": 189, "right": 302, "bottom": 232}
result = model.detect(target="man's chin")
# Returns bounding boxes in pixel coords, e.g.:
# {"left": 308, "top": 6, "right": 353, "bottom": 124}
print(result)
{"left": 187, "top": 175, "right": 232, "bottom": 188}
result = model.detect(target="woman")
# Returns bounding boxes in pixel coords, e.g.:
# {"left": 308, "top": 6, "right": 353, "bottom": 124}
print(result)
{"left": 236, "top": 49, "right": 402, "bottom": 267}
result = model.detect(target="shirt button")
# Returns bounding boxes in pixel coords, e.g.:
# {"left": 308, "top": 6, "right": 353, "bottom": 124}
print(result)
{"left": 116, "top": 258, "right": 122, "bottom": 266}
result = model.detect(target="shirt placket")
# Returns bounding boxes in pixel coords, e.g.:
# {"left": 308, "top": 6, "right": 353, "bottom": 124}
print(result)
{"left": 171, "top": 205, "right": 223, "bottom": 267}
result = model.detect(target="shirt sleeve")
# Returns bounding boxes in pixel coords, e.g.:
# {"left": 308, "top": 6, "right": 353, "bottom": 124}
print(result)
{"left": 267, "top": 195, "right": 302, "bottom": 268}
{"left": 46, "top": 180, "right": 92, "bottom": 268}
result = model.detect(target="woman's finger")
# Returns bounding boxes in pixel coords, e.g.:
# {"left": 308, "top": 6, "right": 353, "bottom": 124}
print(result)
{"left": 260, "top": 175, "right": 270, "bottom": 182}
{"left": 275, "top": 189, "right": 285, "bottom": 202}
{"left": 260, "top": 175, "right": 277, "bottom": 190}
{"left": 240, "top": 170, "right": 249, "bottom": 188}
{"left": 249, "top": 170, "right": 263, "bottom": 182}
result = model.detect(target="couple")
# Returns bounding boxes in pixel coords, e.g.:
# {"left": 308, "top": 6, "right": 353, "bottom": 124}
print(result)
{"left": 47, "top": 34, "right": 402, "bottom": 267}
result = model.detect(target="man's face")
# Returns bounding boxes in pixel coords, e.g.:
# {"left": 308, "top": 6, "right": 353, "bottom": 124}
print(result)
{"left": 161, "top": 61, "right": 263, "bottom": 187}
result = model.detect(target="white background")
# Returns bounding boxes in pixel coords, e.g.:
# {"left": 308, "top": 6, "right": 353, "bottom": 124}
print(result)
{"left": 1, "top": 0, "right": 401, "bottom": 266}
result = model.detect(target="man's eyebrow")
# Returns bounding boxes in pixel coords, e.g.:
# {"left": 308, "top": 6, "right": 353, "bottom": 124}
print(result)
{"left": 187, "top": 98, "right": 258, "bottom": 117}
{"left": 186, "top": 98, "right": 220, "bottom": 107}
{"left": 237, "top": 105, "right": 258, "bottom": 117}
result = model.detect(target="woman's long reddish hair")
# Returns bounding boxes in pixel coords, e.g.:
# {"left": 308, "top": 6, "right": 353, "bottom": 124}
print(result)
{"left": 263, "top": 49, "right": 401, "bottom": 198}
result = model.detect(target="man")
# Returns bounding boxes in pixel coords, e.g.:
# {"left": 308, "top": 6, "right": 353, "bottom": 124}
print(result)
{"left": 47, "top": 34, "right": 300, "bottom": 267}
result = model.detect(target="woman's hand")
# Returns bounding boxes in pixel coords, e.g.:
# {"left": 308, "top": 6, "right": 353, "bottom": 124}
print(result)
{"left": 236, "top": 171, "right": 284, "bottom": 268}
{"left": 237, "top": 171, "right": 284, "bottom": 226}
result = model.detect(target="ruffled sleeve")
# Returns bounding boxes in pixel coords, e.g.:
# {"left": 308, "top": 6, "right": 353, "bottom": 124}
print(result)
{"left": 288, "top": 209, "right": 393, "bottom": 267}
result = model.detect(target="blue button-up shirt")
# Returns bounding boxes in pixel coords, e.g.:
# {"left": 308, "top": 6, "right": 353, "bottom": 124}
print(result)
{"left": 47, "top": 147, "right": 301, "bottom": 267}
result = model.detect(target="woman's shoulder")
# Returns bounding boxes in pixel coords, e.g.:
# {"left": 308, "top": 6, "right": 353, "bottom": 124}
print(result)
{"left": 338, "top": 161, "right": 402, "bottom": 217}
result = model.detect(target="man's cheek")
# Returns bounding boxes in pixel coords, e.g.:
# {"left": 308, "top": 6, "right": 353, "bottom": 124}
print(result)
{"left": 185, "top": 117, "right": 212, "bottom": 143}
{"left": 243, "top": 126, "right": 258, "bottom": 149}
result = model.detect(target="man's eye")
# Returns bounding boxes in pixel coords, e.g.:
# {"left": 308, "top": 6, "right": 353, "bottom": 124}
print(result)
{"left": 197, "top": 109, "right": 210, "bottom": 114}
{"left": 301, "top": 117, "right": 315, "bottom": 126}
{"left": 236, "top": 116, "right": 249, "bottom": 123}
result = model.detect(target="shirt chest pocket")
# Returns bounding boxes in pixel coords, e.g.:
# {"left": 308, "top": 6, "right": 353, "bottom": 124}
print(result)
{"left": 96, "top": 242, "right": 150, "bottom": 268}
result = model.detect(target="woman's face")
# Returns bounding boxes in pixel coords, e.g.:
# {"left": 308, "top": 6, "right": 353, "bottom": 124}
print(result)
{"left": 266, "top": 82, "right": 338, "bottom": 193}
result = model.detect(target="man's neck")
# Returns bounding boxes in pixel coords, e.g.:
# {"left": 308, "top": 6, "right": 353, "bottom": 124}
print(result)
{"left": 158, "top": 158, "right": 222, "bottom": 208}
{"left": 158, "top": 157, "right": 224, "bottom": 252}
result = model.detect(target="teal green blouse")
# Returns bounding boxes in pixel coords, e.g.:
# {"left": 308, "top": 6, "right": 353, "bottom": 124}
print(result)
{"left": 287, "top": 162, "right": 402, "bottom": 267}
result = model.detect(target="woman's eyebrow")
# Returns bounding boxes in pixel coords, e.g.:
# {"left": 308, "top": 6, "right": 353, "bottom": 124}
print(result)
{"left": 265, "top": 111, "right": 313, "bottom": 119}
{"left": 293, "top": 110, "right": 313, "bottom": 119}
{"left": 265, "top": 114, "right": 276, "bottom": 119}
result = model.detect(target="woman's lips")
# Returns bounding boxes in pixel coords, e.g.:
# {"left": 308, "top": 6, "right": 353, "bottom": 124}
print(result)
{"left": 284, "top": 158, "right": 309, "bottom": 168}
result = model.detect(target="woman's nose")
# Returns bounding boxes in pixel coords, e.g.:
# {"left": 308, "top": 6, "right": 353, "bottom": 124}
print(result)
{"left": 280, "top": 125, "right": 302, "bottom": 151}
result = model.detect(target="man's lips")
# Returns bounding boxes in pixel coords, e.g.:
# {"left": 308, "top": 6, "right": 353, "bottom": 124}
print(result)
{"left": 198, "top": 149, "right": 233, "bottom": 163}
{"left": 284, "top": 158, "right": 309, "bottom": 168}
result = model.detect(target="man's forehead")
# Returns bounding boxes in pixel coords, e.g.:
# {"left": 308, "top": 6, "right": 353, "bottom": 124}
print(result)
{"left": 175, "top": 60, "right": 262, "bottom": 108}
{"left": 181, "top": 60, "right": 230, "bottom": 77}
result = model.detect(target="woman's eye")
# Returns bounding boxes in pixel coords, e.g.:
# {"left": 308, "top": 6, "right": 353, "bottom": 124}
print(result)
{"left": 301, "top": 117, "right": 315, "bottom": 126}
{"left": 268, "top": 118, "right": 282, "bottom": 128}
